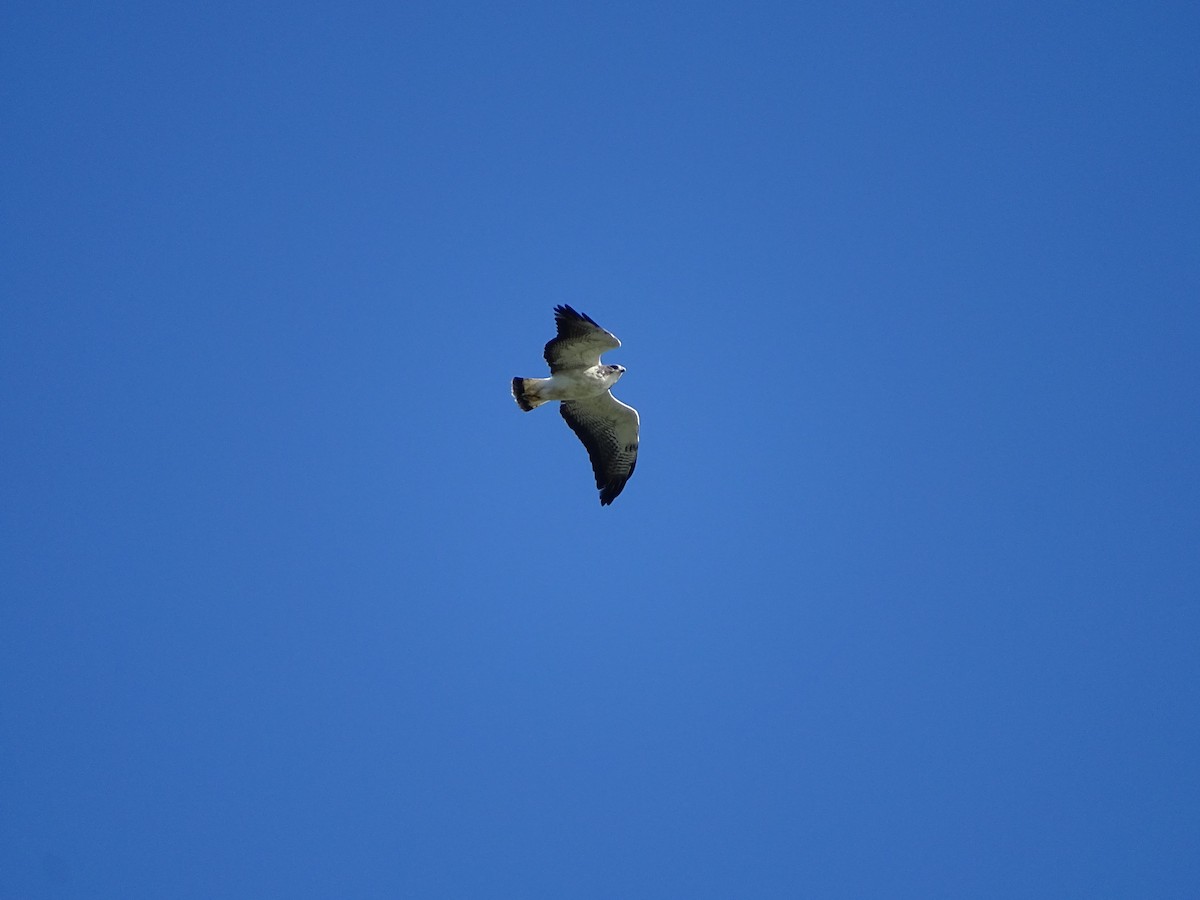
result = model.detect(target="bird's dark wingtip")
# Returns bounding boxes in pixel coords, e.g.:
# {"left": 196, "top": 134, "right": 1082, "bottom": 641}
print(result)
{"left": 597, "top": 480, "right": 626, "bottom": 506}
{"left": 554, "top": 304, "right": 598, "bottom": 327}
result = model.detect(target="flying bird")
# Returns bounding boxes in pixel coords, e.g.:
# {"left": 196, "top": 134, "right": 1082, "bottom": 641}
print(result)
{"left": 512, "top": 305, "right": 640, "bottom": 505}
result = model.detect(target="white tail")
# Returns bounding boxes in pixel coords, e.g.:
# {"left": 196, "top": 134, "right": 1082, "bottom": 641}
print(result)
{"left": 511, "top": 377, "right": 548, "bottom": 411}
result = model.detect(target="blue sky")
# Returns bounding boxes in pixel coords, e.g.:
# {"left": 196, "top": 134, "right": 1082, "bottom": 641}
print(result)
{"left": 3, "top": 2, "right": 1198, "bottom": 897}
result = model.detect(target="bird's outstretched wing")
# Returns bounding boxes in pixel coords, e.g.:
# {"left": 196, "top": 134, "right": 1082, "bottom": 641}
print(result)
{"left": 560, "top": 392, "right": 639, "bottom": 505}
{"left": 544, "top": 305, "right": 621, "bottom": 372}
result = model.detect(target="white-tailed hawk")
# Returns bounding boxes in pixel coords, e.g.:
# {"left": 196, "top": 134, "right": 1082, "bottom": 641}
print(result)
{"left": 512, "top": 305, "right": 639, "bottom": 505}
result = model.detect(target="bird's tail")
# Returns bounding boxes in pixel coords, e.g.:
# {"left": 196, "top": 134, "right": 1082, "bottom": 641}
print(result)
{"left": 512, "top": 377, "right": 546, "bottom": 411}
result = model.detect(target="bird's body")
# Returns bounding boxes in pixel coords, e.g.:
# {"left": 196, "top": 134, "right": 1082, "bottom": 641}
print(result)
{"left": 512, "top": 364, "right": 624, "bottom": 409}
{"left": 512, "top": 306, "right": 639, "bottom": 505}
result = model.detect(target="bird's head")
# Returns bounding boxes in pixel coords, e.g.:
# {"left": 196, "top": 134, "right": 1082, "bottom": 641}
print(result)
{"left": 608, "top": 364, "right": 626, "bottom": 381}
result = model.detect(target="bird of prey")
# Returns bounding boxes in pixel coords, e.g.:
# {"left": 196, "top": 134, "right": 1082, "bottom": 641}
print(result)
{"left": 512, "top": 305, "right": 640, "bottom": 505}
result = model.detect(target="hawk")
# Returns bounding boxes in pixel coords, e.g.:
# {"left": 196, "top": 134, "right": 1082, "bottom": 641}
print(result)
{"left": 512, "top": 305, "right": 640, "bottom": 505}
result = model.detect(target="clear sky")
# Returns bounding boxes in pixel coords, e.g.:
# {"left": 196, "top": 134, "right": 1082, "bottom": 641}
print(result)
{"left": 3, "top": 2, "right": 1198, "bottom": 897}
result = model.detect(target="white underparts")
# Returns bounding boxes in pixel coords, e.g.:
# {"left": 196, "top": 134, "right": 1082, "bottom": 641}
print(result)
{"left": 528, "top": 366, "right": 623, "bottom": 404}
